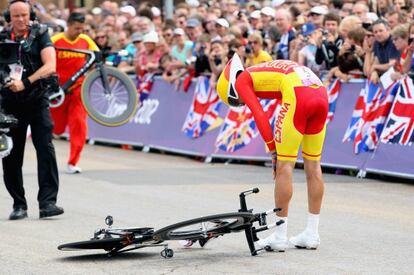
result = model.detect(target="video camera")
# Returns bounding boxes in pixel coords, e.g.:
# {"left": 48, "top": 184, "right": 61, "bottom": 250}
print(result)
{"left": 0, "top": 41, "right": 21, "bottom": 90}
{"left": 0, "top": 41, "right": 20, "bottom": 158}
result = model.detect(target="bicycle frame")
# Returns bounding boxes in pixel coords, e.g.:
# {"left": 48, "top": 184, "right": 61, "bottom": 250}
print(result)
{"left": 237, "top": 188, "right": 283, "bottom": 256}
{"left": 58, "top": 188, "right": 282, "bottom": 258}
{"left": 55, "top": 47, "right": 112, "bottom": 95}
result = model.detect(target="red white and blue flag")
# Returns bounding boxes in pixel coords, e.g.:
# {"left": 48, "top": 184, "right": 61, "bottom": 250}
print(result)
{"left": 215, "top": 99, "right": 278, "bottom": 152}
{"left": 381, "top": 76, "right": 414, "bottom": 145}
{"left": 326, "top": 78, "right": 341, "bottom": 123}
{"left": 182, "top": 76, "right": 222, "bottom": 138}
{"left": 343, "top": 79, "right": 399, "bottom": 154}
{"left": 137, "top": 73, "right": 155, "bottom": 102}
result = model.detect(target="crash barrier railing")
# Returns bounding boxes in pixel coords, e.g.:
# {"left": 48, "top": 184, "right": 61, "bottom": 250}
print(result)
{"left": 86, "top": 75, "right": 414, "bottom": 180}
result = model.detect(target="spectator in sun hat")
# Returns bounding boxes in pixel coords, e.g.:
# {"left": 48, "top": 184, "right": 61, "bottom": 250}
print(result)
{"left": 249, "top": 10, "right": 262, "bottom": 33}
{"left": 261, "top": 7, "right": 275, "bottom": 40}
{"left": 170, "top": 28, "right": 194, "bottom": 66}
{"left": 215, "top": 18, "right": 230, "bottom": 38}
{"left": 135, "top": 32, "right": 163, "bottom": 76}
{"left": 309, "top": 6, "right": 328, "bottom": 29}
{"left": 120, "top": 5, "right": 136, "bottom": 19}
{"left": 151, "top": 6, "right": 163, "bottom": 29}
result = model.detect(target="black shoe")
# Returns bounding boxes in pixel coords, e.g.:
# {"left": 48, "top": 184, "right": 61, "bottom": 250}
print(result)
{"left": 9, "top": 208, "right": 28, "bottom": 220}
{"left": 39, "top": 204, "right": 64, "bottom": 219}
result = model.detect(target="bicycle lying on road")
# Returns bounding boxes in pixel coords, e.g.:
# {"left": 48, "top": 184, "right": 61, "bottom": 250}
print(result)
{"left": 49, "top": 48, "right": 138, "bottom": 127}
{"left": 58, "top": 188, "right": 284, "bottom": 258}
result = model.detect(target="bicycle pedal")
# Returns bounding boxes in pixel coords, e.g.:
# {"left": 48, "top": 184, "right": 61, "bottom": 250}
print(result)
{"left": 179, "top": 240, "right": 194, "bottom": 248}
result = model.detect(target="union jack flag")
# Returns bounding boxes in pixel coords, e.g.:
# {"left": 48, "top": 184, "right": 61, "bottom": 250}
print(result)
{"left": 137, "top": 73, "right": 155, "bottom": 102}
{"left": 381, "top": 76, "right": 414, "bottom": 145}
{"left": 182, "top": 76, "right": 222, "bottom": 138}
{"left": 343, "top": 79, "right": 399, "bottom": 154}
{"left": 326, "top": 78, "right": 341, "bottom": 123}
{"left": 215, "top": 99, "right": 278, "bottom": 152}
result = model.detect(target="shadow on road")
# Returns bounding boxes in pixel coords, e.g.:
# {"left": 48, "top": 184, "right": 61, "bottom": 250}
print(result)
{"left": 55, "top": 251, "right": 156, "bottom": 262}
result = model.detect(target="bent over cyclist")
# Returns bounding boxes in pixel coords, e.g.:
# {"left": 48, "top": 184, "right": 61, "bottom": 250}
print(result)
{"left": 216, "top": 55, "right": 328, "bottom": 251}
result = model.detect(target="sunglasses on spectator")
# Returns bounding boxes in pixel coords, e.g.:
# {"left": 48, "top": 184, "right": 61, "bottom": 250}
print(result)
{"left": 163, "top": 33, "right": 173, "bottom": 37}
{"left": 96, "top": 35, "right": 106, "bottom": 39}
{"left": 310, "top": 13, "right": 322, "bottom": 16}
{"left": 249, "top": 40, "right": 259, "bottom": 44}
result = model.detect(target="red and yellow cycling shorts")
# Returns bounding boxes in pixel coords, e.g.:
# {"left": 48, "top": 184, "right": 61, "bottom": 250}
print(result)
{"left": 235, "top": 60, "right": 328, "bottom": 162}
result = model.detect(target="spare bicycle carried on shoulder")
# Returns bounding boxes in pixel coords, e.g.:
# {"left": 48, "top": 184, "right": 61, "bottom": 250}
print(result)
{"left": 49, "top": 48, "right": 138, "bottom": 127}
{"left": 58, "top": 188, "right": 284, "bottom": 258}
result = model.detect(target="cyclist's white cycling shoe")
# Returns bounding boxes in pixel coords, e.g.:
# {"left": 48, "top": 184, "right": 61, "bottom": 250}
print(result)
{"left": 255, "top": 233, "right": 288, "bottom": 252}
{"left": 289, "top": 230, "right": 320, "bottom": 249}
{"left": 66, "top": 164, "right": 82, "bottom": 174}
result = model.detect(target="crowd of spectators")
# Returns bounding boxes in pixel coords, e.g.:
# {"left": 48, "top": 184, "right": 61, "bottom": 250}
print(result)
{"left": 3, "top": 0, "right": 414, "bottom": 87}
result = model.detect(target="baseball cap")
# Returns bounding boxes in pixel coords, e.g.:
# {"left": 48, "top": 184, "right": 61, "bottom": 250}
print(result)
{"left": 216, "top": 18, "right": 229, "bottom": 28}
{"left": 187, "top": 18, "right": 201, "bottom": 28}
{"left": 151, "top": 7, "right": 161, "bottom": 17}
{"left": 261, "top": 7, "right": 275, "bottom": 17}
{"left": 301, "top": 22, "right": 316, "bottom": 36}
{"left": 173, "top": 28, "right": 185, "bottom": 36}
{"left": 310, "top": 6, "right": 328, "bottom": 15}
{"left": 143, "top": 31, "right": 159, "bottom": 43}
{"left": 91, "top": 7, "right": 102, "bottom": 15}
{"left": 120, "top": 5, "right": 136, "bottom": 17}
{"left": 131, "top": 32, "right": 144, "bottom": 43}
{"left": 250, "top": 10, "right": 261, "bottom": 19}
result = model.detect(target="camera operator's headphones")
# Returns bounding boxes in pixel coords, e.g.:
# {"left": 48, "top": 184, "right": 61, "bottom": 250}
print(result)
{"left": 3, "top": 0, "right": 37, "bottom": 23}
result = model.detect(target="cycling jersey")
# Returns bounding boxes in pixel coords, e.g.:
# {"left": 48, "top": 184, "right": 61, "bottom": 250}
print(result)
{"left": 234, "top": 60, "right": 328, "bottom": 161}
{"left": 51, "top": 33, "right": 99, "bottom": 87}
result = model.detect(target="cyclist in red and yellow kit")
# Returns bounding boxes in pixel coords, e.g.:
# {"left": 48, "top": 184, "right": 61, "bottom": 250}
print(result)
{"left": 51, "top": 12, "right": 99, "bottom": 174}
{"left": 217, "top": 54, "right": 328, "bottom": 251}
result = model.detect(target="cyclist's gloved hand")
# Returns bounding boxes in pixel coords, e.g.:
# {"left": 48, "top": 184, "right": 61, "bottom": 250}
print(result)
{"left": 271, "top": 152, "right": 277, "bottom": 172}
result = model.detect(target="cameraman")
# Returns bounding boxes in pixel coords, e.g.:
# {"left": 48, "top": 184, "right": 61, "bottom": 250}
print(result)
{"left": 1, "top": 0, "right": 63, "bottom": 220}
{"left": 315, "top": 13, "right": 343, "bottom": 70}
{"left": 337, "top": 26, "right": 366, "bottom": 80}
{"left": 208, "top": 39, "right": 228, "bottom": 89}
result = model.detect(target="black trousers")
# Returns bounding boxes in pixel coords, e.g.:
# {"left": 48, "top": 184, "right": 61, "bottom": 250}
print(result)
{"left": 2, "top": 97, "right": 59, "bottom": 209}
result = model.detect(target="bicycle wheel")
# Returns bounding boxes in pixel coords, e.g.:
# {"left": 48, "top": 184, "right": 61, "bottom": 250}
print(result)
{"left": 58, "top": 237, "right": 126, "bottom": 251}
{"left": 153, "top": 212, "right": 255, "bottom": 242}
{"left": 81, "top": 66, "right": 138, "bottom": 127}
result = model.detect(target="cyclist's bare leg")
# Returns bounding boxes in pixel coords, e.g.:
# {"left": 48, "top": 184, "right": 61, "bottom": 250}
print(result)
{"left": 274, "top": 160, "right": 295, "bottom": 217}
{"left": 303, "top": 158, "right": 324, "bottom": 214}
{"left": 289, "top": 158, "right": 324, "bottom": 249}
{"left": 255, "top": 160, "right": 294, "bottom": 251}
